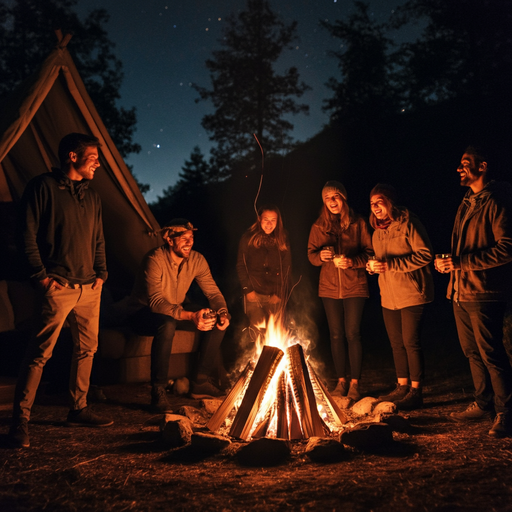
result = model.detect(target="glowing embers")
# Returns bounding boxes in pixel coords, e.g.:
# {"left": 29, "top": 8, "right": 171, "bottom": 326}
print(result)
{"left": 208, "top": 337, "right": 348, "bottom": 441}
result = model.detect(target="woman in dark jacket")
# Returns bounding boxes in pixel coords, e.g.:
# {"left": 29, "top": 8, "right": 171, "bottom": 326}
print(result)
{"left": 237, "top": 205, "right": 292, "bottom": 339}
{"left": 308, "top": 181, "right": 373, "bottom": 401}
{"left": 368, "top": 184, "right": 434, "bottom": 410}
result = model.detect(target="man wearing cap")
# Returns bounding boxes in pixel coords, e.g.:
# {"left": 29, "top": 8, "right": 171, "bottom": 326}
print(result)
{"left": 129, "top": 219, "right": 230, "bottom": 412}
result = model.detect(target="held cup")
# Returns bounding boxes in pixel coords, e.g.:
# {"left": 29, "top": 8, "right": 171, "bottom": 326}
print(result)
{"left": 323, "top": 246, "right": 335, "bottom": 260}
{"left": 368, "top": 255, "right": 378, "bottom": 272}
{"left": 435, "top": 253, "right": 451, "bottom": 260}
{"left": 332, "top": 254, "right": 344, "bottom": 267}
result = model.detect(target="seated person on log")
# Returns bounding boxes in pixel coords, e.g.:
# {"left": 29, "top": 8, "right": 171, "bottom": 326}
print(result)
{"left": 129, "top": 218, "right": 230, "bottom": 411}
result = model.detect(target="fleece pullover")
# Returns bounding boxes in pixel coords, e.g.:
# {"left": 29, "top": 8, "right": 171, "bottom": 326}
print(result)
{"left": 17, "top": 168, "right": 107, "bottom": 284}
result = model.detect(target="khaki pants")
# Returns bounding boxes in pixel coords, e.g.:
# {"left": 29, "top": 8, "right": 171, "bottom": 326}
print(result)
{"left": 13, "top": 284, "right": 101, "bottom": 421}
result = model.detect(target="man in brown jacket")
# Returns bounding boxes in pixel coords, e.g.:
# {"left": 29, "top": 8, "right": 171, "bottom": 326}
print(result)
{"left": 436, "top": 146, "right": 512, "bottom": 437}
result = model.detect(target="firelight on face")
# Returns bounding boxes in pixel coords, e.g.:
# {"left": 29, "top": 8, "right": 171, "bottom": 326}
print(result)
{"left": 322, "top": 192, "right": 344, "bottom": 215}
{"left": 260, "top": 211, "right": 278, "bottom": 235}
{"left": 170, "top": 231, "right": 194, "bottom": 258}
{"left": 458, "top": 153, "right": 480, "bottom": 187}
{"left": 370, "top": 194, "right": 389, "bottom": 220}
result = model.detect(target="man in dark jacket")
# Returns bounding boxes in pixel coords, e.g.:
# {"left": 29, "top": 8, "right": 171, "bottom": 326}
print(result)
{"left": 9, "top": 133, "right": 113, "bottom": 449}
{"left": 436, "top": 146, "right": 512, "bottom": 437}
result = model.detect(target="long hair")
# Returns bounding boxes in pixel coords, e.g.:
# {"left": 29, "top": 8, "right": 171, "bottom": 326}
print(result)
{"left": 246, "top": 205, "right": 289, "bottom": 251}
{"left": 316, "top": 200, "right": 353, "bottom": 235}
{"left": 369, "top": 183, "right": 405, "bottom": 229}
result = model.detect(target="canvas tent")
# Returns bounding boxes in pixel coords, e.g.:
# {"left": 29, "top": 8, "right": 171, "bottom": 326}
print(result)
{"left": 0, "top": 33, "right": 161, "bottom": 293}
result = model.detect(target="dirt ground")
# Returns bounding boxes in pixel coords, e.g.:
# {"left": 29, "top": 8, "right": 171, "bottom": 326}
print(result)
{"left": 1, "top": 301, "right": 512, "bottom": 512}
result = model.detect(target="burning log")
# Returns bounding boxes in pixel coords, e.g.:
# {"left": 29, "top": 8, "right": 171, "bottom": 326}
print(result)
{"left": 207, "top": 361, "right": 253, "bottom": 432}
{"left": 307, "top": 361, "right": 348, "bottom": 426}
{"left": 286, "top": 343, "right": 327, "bottom": 438}
{"left": 229, "top": 346, "right": 284, "bottom": 440}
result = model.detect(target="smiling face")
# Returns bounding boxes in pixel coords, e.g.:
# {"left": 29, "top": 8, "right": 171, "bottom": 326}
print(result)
{"left": 259, "top": 210, "right": 278, "bottom": 235}
{"left": 458, "top": 153, "right": 482, "bottom": 188}
{"left": 169, "top": 230, "right": 194, "bottom": 259}
{"left": 322, "top": 191, "right": 344, "bottom": 215}
{"left": 68, "top": 146, "right": 100, "bottom": 181}
{"left": 370, "top": 194, "right": 390, "bottom": 221}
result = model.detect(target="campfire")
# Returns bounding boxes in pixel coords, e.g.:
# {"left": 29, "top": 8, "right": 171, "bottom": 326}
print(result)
{"left": 208, "top": 315, "right": 348, "bottom": 440}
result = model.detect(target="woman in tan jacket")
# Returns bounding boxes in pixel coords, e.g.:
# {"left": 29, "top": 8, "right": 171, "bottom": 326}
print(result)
{"left": 368, "top": 184, "right": 434, "bottom": 410}
{"left": 308, "top": 181, "right": 373, "bottom": 401}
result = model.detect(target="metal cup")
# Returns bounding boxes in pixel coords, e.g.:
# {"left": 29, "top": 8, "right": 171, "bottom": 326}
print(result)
{"left": 323, "top": 246, "right": 334, "bottom": 260}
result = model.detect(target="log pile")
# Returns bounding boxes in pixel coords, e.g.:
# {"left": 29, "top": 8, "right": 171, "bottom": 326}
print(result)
{"left": 207, "top": 343, "right": 348, "bottom": 440}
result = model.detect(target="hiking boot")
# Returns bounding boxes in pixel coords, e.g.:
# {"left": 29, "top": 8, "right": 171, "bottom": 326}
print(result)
{"left": 450, "top": 401, "right": 492, "bottom": 422}
{"left": 150, "top": 386, "right": 173, "bottom": 413}
{"left": 347, "top": 382, "right": 361, "bottom": 402}
{"left": 190, "top": 378, "right": 224, "bottom": 399}
{"left": 395, "top": 387, "right": 423, "bottom": 410}
{"left": 66, "top": 407, "right": 114, "bottom": 427}
{"left": 489, "top": 412, "right": 512, "bottom": 438}
{"left": 378, "top": 384, "right": 410, "bottom": 403}
{"left": 9, "top": 418, "right": 30, "bottom": 448}
{"left": 333, "top": 380, "right": 349, "bottom": 397}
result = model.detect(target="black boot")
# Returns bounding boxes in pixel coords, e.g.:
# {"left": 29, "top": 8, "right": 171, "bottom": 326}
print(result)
{"left": 378, "top": 384, "right": 410, "bottom": 403}
{"left": 395, "top": 386, "right": 423, "bottom": 410}
{"left": 150, "top": 386, "right": 172, "bottom": 413}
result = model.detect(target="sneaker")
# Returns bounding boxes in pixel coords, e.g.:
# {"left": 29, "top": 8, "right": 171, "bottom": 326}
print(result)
{"left": 190, "top": 378, "right": 224, "bottom": 399}
{"left": 333, "top": 380, "right": 349, "bottom": 397}
{"left": 395, "top": 387, "right": 423, "bottom": 410}
{"left": 489, "top": 412, "right": 512, "bottom": 438}
{"left": 450, "top": 401, "right": 492, "bottom": 422}
{"left": 150, "top": 386, "right": 173, "bottom": 413}
{"left": 347, "top": 382, "right": 361, "bottom": 401}
{"left": 66, "top": 407, "right": 114, "bottom": 427}
{"left": 8, "top": 418, "right": 30, "bottom": 448}
{"left": 378, "top": 384, "right": 410, "bottom": 403}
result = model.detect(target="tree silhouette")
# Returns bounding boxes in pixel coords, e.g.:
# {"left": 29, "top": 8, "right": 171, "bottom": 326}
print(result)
{"left": 321, "top": 1, "right": 398, "bottom": 123}
{"left": 193, "top": 0, "right": 310, "bottom": 178}
{"left": 0, "top": 0, "right": 141, "bottom": 160}
{"left": 391, "top": 0, "right": 512, "bottom": 115}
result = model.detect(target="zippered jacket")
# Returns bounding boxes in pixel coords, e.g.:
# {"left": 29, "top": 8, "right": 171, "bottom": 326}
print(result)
{"left": 372, "top": 209, "right": 434, "bottom": 310}
{"left": 448, "top": 180, "right": 512, "bottom": 302}
{"left": 308, "top": 215, "right": 373, "bottom": 299}
{"left": 236, "top": 232, "right": 292, "bottom": 298}
{"left": 18, "top": 168, "right": 107, "bottom": 285}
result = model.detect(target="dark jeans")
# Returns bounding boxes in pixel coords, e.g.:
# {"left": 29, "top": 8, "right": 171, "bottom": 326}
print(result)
{"left": 129, "top": 307, "right": 225, "bottom": 387}
{"left": 382, "top": 305, "right": 426, "bottom": 383}
{"left": 453, "top": 301, "right": 512, "bottom": 414}
{"left": 322, "top": 297, "right": 365, "bottom": 380}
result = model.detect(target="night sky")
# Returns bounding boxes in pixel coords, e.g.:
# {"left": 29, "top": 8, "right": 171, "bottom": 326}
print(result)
{"left": 73, "top": 0, "right": 416, "bottom": 203}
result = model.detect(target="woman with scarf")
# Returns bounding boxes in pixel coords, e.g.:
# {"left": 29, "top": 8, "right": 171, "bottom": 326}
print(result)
{"left": 368, "top": 184, "right": 434, "bottom": 410}
{"left": 308, "top": 181, "right": 373, "bottom": 401}
{"left": 237, "top": 205, "right": 292, "bottom": 339}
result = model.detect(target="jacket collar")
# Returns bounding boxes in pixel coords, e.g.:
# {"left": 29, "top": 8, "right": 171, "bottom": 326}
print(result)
{"left": 51, "top": 167, "right": 90, "bottom": 200}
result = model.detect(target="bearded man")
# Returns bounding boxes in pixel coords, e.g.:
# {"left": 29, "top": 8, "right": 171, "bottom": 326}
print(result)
{"left": 9, "top": 133, "right": 113, "bottom": 449}
{"left": 129, "top": 219, "right": 230, "bottom": 412}
{"left": 436, "top": 146, "right": 512, "bottom": 437}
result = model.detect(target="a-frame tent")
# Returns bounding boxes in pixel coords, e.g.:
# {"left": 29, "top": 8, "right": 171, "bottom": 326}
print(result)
{"left": 0, "top": 32, "right": 161, "bottom": 293}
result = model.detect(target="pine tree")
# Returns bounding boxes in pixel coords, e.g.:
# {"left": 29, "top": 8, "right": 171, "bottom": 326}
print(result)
{"left": 322, "top": 1, "right": 398, "bottom": 123}
{"left": 390, "top": 0, "right": 512, "bottom": 114}
{"left": 194, "top": 0, "right": 310, "bottom": 177}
